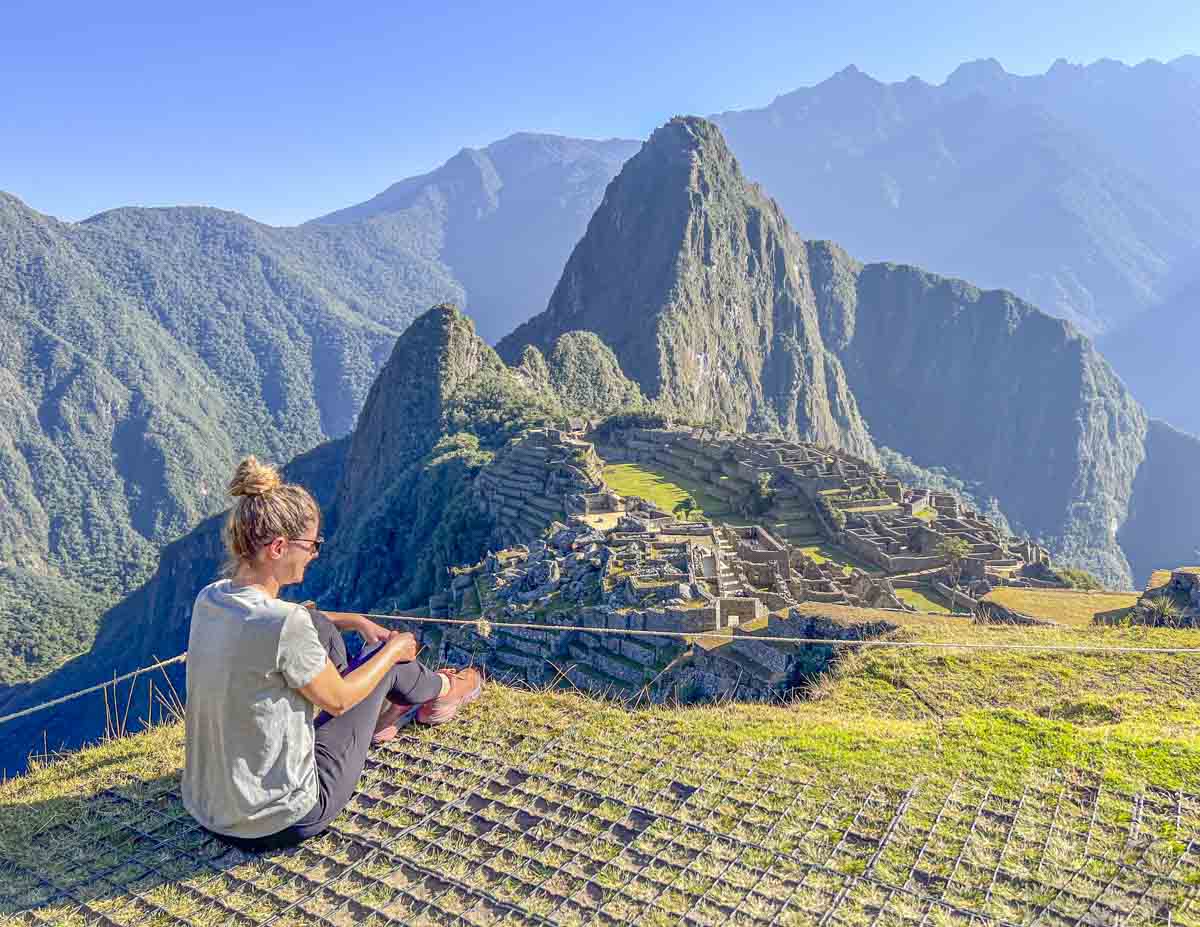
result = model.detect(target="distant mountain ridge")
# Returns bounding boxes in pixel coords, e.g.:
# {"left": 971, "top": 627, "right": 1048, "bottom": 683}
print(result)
{"left": 710, "top": 57, "right": 1200, "bottom": 337}
{"left": 310, "top": 133, "right": 640, "bottom": 344}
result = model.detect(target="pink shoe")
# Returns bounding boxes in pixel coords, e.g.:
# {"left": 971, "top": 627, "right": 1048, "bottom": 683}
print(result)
{"left": 372, "top": 700, "right": 415, "bottom": 744}
{"left": 416, "top": 668, "right": 483, "bottom": 725}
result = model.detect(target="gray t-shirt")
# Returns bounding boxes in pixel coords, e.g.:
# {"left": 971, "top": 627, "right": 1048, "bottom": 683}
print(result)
{"left": 182, "top": 580, "right": 329, "bottom": 838}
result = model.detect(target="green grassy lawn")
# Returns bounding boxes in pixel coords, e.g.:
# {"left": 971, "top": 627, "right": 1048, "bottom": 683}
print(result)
{"left": 894, "top": 585, "right": 952, "bottom": 614}
{"left": 603, "top": 461, "right": 733, "bottom": 520}
{"left": 3, "top": 606, "right": 1200, "bottom": 924}
{"left": 797, "top": 543, "right": 882, "bottom": 577}
{"left": 603, "top": 462, "right": 703, "bottom": 517}
{"left": 840, "top": 502, "right": 901, "bottom": 514}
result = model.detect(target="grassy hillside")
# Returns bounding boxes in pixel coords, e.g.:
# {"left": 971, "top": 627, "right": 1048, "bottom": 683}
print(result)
{"left": 3, "top": 608, "right": 1198, "bottom": 924}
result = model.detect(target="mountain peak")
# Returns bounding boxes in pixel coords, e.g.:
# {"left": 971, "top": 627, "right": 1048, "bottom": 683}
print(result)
{"left": 645, "top": 115, "right": 729, "bottom": 156}
{"left": 338, "top": 303, "right": 505, "bottom": 515}
{"left": 815, "top": 64, "right": 882, "bottom": 92}
{"left": 945, "top": 57, "right": 1009, "bottom": 91}
{"left": 497, "top": 118, "right": 876, "bottom": 456}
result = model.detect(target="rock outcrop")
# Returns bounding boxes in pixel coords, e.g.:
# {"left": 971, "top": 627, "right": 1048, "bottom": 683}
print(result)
{"left": 334, "top": 305, "right": 509, "bottom": 522}
{"left": 307, "top": 305, "right": 562, "bottom": 611}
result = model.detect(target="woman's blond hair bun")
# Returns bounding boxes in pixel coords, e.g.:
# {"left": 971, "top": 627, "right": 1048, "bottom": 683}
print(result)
{"left": 228, "top": 456, "right": 283, "bottom": 498}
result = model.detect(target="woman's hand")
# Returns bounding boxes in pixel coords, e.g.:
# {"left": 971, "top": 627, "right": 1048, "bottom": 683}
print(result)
{"left": 355, "top": 615, "right": 398, "bottom": 646}
{"left": 381, "top": 632, "right": 419, "bottom": 663}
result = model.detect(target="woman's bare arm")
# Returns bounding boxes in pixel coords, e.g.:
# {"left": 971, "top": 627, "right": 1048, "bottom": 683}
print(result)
{"left": 298, "top": 633, "right": 417, "bottom": 716}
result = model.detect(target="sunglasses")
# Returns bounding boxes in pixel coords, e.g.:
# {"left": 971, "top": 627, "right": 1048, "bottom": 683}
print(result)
{"left": 288, "top": 536, "right": 325, "bottom": 555}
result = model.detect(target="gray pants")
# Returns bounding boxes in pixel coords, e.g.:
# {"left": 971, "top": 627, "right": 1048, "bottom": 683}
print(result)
{"left": 213, "top": 610, "right": 444, "bottom": 852}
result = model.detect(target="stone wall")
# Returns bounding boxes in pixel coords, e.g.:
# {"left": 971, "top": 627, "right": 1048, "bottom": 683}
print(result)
{"left": 476, "top": 428, "right": 605, "bottom": 545}
{"left": 718, "top": 597, "right": 765, "bottom": 625}
{"left": 932, "top": 580, "right": 977, "bottom": 612}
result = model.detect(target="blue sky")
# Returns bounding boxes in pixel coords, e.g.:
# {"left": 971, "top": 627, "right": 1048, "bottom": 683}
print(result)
{"left": 3, "top": 0, "right": 1196, "bottom": 226}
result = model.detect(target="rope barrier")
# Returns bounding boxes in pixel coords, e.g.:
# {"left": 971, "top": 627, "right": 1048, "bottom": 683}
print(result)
{"left": 0, "top": 653, "right": 187, "bottom": 727}
{"left": 362, "top": 612, "right": 1200, "bottom": 655}
{"left": 3, "top": 608, "right": 1199, "bottom": 730}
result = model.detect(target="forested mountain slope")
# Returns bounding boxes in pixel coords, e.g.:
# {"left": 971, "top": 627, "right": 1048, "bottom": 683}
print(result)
{"left": 0, "top": 193, "right": 453, "bottom": 681}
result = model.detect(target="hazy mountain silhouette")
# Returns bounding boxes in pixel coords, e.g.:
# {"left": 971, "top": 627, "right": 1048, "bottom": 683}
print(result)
{"left": 310, "top": 133, "right": 639, "bottom": 343}
{"left": 711, "top": 58, "right": 1200, "bottom": 336}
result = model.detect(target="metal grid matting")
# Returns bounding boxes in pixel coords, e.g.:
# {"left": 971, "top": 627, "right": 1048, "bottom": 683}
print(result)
{"left": 3, "top": 726, "right": 1199, "bottom": 927}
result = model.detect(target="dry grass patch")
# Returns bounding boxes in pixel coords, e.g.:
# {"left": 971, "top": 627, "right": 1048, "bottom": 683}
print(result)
{"left": 983, "top": 587, "right": 1138, "bottom": 626}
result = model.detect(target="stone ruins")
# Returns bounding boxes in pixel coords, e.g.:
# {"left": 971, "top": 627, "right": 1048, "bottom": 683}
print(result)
{"left": 1131, "top": 567, "right": 1200, "bottom": 628}
{"left": 418, "top": 424, "right": 1064, "bottom": 702}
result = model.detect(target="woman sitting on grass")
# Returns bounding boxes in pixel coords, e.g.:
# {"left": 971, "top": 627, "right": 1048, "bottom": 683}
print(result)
{"left": 182, "top": 456, "right": 482, "bottom": 851}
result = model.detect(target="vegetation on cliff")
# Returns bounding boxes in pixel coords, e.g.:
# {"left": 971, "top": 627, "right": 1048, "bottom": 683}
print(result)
{"left": 0, "top": 191, "right": 452, "bottom": 681}
{"left": 312, "top": 307, "right": 564, "bottom": 612}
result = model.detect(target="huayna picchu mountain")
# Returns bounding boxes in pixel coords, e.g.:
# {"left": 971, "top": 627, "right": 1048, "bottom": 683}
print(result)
{"left": 500, "top": 116, "right": 1167, "bottom": 589}
{"left": 498, "top": 118, "right": 876, "bottom": 460}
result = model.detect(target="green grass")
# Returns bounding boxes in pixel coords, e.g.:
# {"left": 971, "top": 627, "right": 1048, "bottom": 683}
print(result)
{"left": 3, "top": 608, "right": 1200, "bottom": 924}
{"left": 840, "top": 502, "right": 901, "bottom": 514}
{"left": 603, "top": 462, "right": 700, "bottom": 515}
{"left": 797, "top": 543, "right": 881, "bottom": 577}
{"left": 602, "top": 461, "right": 736, "bottom": 521}
{"left": 894, "top": 586, "right": 952, "bottom": 614}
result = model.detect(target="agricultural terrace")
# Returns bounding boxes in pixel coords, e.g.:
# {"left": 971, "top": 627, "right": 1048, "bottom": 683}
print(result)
{"left": 794, "top": 543, "right": 883, "bottom": 578}
{"left": 4, "top": 608, "right": 1200, "bottom": 925}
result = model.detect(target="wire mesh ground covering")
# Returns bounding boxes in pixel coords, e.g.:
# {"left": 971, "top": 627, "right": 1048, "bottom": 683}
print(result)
{"left": 2, "top": 710, "right": 1198, "bottom": 926}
